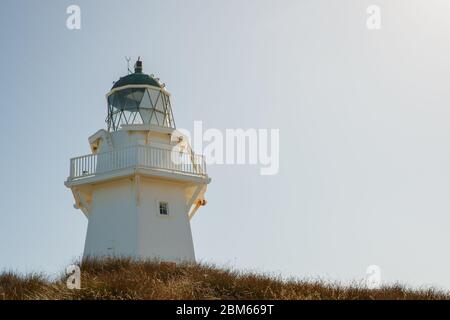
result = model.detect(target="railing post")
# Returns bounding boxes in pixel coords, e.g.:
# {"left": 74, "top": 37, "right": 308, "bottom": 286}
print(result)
{"left": 70, "top": 159, "right": 74, "bottom": 179}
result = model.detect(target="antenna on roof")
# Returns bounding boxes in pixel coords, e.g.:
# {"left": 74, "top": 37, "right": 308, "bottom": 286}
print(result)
{"left": 125, "top": 57, "right": 132, "bottom": 74}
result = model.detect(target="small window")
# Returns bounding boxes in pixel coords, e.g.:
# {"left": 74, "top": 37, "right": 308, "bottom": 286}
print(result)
{"left": 159, "top": 202, "right": 169, "bottom": 215}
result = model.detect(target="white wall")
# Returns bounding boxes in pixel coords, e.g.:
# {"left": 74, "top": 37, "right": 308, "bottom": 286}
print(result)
{"left": 83, "top": 179, "right": 139, "bottom": 258}
{"left": 83, "top": 176, "right": 195, "bottom": 262}
{"left": 138, "top": 177, "right": 195, "bottom": 262}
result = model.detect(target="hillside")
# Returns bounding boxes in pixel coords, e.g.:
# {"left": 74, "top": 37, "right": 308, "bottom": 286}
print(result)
{"left": 0, "top": 258, "right": 448, "bottom": 300}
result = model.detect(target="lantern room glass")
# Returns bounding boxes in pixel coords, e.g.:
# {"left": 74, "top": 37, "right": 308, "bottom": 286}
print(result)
{"left": 106, "top": 87, "right": 175, "bottom": 131}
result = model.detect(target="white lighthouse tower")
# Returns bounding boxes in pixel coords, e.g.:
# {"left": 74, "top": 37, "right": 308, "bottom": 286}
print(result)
{"left": 65, "top": 59, "right": 210, "bottom": 263}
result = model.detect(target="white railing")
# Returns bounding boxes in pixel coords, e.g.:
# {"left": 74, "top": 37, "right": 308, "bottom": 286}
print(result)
{"left": 69, "top": 145, "right": 207, "bottom": 180}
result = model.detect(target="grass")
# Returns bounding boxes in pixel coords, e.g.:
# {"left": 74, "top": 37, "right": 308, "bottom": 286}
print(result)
{"left": 0, "top": 258, "right": 448, "bottom": 300}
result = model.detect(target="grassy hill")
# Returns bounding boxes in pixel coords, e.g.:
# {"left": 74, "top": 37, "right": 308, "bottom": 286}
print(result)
{"left": 0, "top": 258, "right": 448, "bottom": 300}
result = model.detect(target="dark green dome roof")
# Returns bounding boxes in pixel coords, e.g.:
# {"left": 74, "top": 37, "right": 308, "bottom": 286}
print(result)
{"left": 112, "top": 72, "right": 161, "bottom": 90}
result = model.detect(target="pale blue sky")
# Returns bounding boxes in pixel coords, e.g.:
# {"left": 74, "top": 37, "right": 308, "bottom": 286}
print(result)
{"left": 1, "top": 0, "right": 450, "bottom": 289}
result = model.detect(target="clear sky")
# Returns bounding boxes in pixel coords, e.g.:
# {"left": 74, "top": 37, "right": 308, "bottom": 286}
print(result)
{"left": 1, "top": 0, "right": 450, "bottom": 289}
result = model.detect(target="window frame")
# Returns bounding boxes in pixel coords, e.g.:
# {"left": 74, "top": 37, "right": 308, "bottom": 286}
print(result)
{"left": 158, "top": 201, "right": 169, "bottom": 216}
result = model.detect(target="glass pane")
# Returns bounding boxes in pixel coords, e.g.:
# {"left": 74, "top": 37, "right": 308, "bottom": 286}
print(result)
{"left": 140, "top": 109, "right": 152, "bottom": 124}
{"left": 116, "top": 89, "right": 129, "bottom": 110}
{"left": 149, "top": 89, "right": 160, "bottom": 108}
{"left": 139, "top": 90, "right": 152, "bottom": 109}
{"left": 133, "top": 111, "right": 143, "bottom": 124}
{"left": 132, "top": 89, "right": 145, "bottom": 105}
{"left": 166, "top": 101, "right": 175, "bottom": 128}
{"left": 129, "top": 111, "right": 139, "bottom": 124}
{"left": 124, "top": 93, "right": 138, "bottom": 111}
{"left": 155, "top": 111, "right": 165, "bottom": 126}
{"left": 130, "top": 111, "right": 139, "bottom": 124}
{"left": 108, "top": 93, "right": 116, "bottom": 107}
{"left": 154, "top": 92, "right": 165, "bottom": 112}
{"left": 163, "top": 93, "right": 171, "bottom": 108}
{"left": 149, "top": 110, "right": 158, "bottom": 126}
{"left": 115, "top": 111, "right": 123, "bottom": 128}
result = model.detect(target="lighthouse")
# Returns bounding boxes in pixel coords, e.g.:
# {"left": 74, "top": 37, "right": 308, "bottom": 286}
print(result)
{"left": 65, "top": 59, "right": 210, "bottom": 263}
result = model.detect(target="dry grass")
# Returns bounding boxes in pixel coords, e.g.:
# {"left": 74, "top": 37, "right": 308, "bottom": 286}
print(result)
{"left": 0, "top": 258, "right": 448, "bottom": 300}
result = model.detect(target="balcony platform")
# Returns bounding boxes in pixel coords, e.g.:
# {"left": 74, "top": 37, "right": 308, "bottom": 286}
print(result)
{"left": 65, "top": 145, "right": 209, "bottom": 187}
